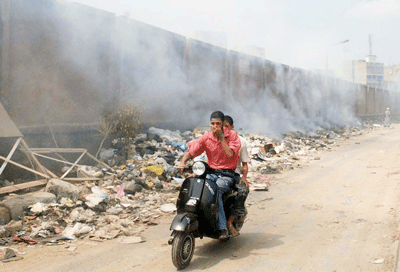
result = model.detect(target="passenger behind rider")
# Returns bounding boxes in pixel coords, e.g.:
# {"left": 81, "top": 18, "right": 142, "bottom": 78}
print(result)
{"left": 223, "top": 116, "right": 250, "bottom": 187}
{"left": 223, "top": 115, "right": 250, "bottom": 237}
{"left": 178, "top": 111, "right": 241, "bottom": 241}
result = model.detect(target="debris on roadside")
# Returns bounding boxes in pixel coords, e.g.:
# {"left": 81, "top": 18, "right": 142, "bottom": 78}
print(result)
{"left": 118, "top": 236, "right": 145, "bottom": 244}
{"left": 0, "top": 247, "right": 23, "bottom": 263}
{"left": 0, "top": 124, "right": 379, "bottom": 247}
{"left": 372, "top": 258, "right": 385, "bottom": 264}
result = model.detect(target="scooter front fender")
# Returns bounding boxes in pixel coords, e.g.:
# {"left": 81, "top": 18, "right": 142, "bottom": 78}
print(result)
{"left": 170, "top": 213, "right": 198, "bottom": 232}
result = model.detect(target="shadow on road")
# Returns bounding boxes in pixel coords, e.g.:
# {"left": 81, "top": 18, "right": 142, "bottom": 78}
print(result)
{"left": 185, "top": 232, "right": 284, "bottom": 271}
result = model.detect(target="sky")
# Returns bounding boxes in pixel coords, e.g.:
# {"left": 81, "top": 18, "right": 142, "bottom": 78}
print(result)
{"left": 72, "top": 0, "right": 400, "bottom": 77}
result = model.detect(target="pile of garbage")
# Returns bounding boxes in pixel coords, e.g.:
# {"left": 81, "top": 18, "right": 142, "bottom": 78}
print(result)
{"left": 0, "top": 124, "right": 377, "bottom": 251}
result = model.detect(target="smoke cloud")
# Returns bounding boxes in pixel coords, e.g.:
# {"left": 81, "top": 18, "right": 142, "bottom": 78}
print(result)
{"left": 5, "top": 1, "right": 361, "bottom": 139}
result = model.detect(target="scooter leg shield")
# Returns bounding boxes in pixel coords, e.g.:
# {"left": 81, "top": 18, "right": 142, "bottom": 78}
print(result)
{"left": 170, "top": 213, "right": 199, "bottom": 232}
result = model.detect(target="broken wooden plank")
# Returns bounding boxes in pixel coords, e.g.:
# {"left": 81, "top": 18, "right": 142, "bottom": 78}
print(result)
{"left": 63, "top": 177, "right": 102, "bottom": 182}
{"left": 29, "top": 148, "right": 87, "bottom": 153}
{"left": 53, "top": 152, "right": 70, "bottom": 166}
{"left": 60, "top": 150, "right": 87, "bottom": 179}
{"left": 0, "top": 179, "right": 47, "bottom": 194}
{"left": 86, "top": 152, "right": 114, "bottom": 171}
{"left": 0, "top": 137, "right": 22, "bottom": 175}
{"left": 0, "top": 155, "right": 50, "bottom": 179}
{"left": 44, "top": 168, "right": 59, "bottom": 179}
{"left": 20, "top": 139, "right": 50, "bottom": 177}
{"left": 32, "top": 152, "right": 84, "bottom": 167}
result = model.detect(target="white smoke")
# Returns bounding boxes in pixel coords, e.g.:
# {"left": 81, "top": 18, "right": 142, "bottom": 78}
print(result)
{"left": 9, "top": 1, "right": 362, "bottom": 137}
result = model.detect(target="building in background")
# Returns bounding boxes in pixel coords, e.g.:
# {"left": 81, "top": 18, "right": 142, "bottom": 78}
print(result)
{"left": 342, "top": 55, "right": 384, "bottom": 88}
{"left": 384, "top": 64, "right": 400, "bottom": 90}
{"left": 342, "top": 35, "right": 386, "bottom": 89}
{"left": 342, "top": 58, "right": 400, "bottom": 91}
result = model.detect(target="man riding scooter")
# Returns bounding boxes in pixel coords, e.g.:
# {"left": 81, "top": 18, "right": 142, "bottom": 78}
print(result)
{"left": 178, "top": 111, "right": 241, "bottom": 241}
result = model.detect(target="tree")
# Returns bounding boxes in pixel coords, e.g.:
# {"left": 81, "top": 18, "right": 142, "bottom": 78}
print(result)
{"left": 95, "top": 116, "right": 118, "bottom": 159}
{"left": 108, "top": 101, "right": 142, "bottom": 160}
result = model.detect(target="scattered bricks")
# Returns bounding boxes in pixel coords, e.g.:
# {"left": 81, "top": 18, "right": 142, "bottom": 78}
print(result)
{"left": 13, "top": 235, "right": 38, "bottom": 245}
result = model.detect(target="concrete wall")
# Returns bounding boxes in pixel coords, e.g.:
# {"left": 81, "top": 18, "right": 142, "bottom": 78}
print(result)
{"left": 0, "top": 0, "right": 118, "bottom": 127}
{"left": 186, "top": 39, "right": 228, "bottom": 109}
{"left": 229, "top": 50, "right": 264, "bottom": 104}
{"left": 116, "top": 17, "right": 187, "bottom": 123}
{"left": 0, "top": 0, "right": 397, "bottom": 136}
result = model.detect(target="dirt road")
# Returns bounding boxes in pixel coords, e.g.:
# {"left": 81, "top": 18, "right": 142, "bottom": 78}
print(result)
{"left": 3, "top": 124, "right": 400, "bottom": 272}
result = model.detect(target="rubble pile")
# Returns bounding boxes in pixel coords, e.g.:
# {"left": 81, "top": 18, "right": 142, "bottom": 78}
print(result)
{"left": 245, "top": 126, "right": 367, "bottom": 179}
{"left": 0, "top": 124, "right": 378, "bottom": 252}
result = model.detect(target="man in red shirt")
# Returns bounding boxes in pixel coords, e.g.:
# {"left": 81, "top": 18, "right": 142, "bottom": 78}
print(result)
{"left": 179, "top": 111, "right": 241, "bottom": 241}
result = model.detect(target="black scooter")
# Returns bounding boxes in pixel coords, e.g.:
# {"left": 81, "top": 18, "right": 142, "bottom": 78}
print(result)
{"left": 168, "top": 161, "right": 248, "bottom": 270}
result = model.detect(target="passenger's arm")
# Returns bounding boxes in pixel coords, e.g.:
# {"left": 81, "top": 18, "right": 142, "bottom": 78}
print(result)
{"left": 240, "top": 162, "right": 249, "bottom": 187}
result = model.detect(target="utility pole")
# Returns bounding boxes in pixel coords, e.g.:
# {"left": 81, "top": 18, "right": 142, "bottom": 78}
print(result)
{"left": 369, "top": 34, "right": 373, "bottom": 56}
{"left": 324, "top": 39, "right": 349, "bottom": 118}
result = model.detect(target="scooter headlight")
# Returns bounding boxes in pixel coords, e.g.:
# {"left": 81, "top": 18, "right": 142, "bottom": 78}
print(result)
{"left": 192, "top": 161, "right": 206, "bottom": 176}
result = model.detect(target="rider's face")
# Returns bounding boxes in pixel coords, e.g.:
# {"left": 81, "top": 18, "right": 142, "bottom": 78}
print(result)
{"left": 223, "top": 120, "right": 233, "bottom": 131}
{"left": 210, "top": 118, "right": 223, "bottom": 133}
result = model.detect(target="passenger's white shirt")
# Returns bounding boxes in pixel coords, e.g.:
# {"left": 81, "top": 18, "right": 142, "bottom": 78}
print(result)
{"left": 236, "top": 136, "right": 250, "bottom": 174}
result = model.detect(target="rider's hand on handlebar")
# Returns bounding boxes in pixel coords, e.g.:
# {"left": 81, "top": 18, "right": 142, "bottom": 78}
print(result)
{"left": 177, "top": 165, "right": 195, "bottom": 178}
{"left": 177, "top": 164, "right": 185, "bottom": 173}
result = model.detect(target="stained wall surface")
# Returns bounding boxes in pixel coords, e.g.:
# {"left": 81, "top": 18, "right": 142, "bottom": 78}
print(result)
{"left": 0, "top": 0, "right": 396, "bottom": 134}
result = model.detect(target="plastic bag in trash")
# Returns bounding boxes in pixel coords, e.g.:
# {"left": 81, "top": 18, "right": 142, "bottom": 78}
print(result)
{"left": 170, "top": 141, "right": 188, "bottom": 152}
{"left": 116, "top": 185, "right": 125, "bottom": 198}
{"left": 63, "top": 222, "right": 92, "bottom": 238}
{"left": 85, "top": 186, "right": 108, "bottom": 207}
{"left": 140, "top": 164, "right": 164, "bottom": 175}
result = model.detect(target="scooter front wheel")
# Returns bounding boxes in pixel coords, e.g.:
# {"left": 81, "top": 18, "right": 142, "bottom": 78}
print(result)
{"left": 171, "top": 231, "right": 195, "bottom": 270}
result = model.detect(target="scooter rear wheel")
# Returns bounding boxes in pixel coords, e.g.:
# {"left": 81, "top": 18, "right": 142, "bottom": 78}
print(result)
{"left": 233, "top": 219, "right": 244, "bottom": 232}
{"left": 233, "top": 208, "right": 247, "bottom": 232}
{"left": 171, "top": 232, "right": 195, "bottom": 270}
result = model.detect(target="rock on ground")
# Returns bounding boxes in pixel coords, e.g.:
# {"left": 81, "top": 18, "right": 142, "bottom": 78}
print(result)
{"left": 45, "top": 179, "right": 82, "bottom": 200}
{"left": 125, "top": 182, "right": 143, "bottom": 195}
{"left": 1, "top": 192, "right": 56, "bottom": 221}
{"left": 0, "top": 205, "right": 11, "bottom": 225}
